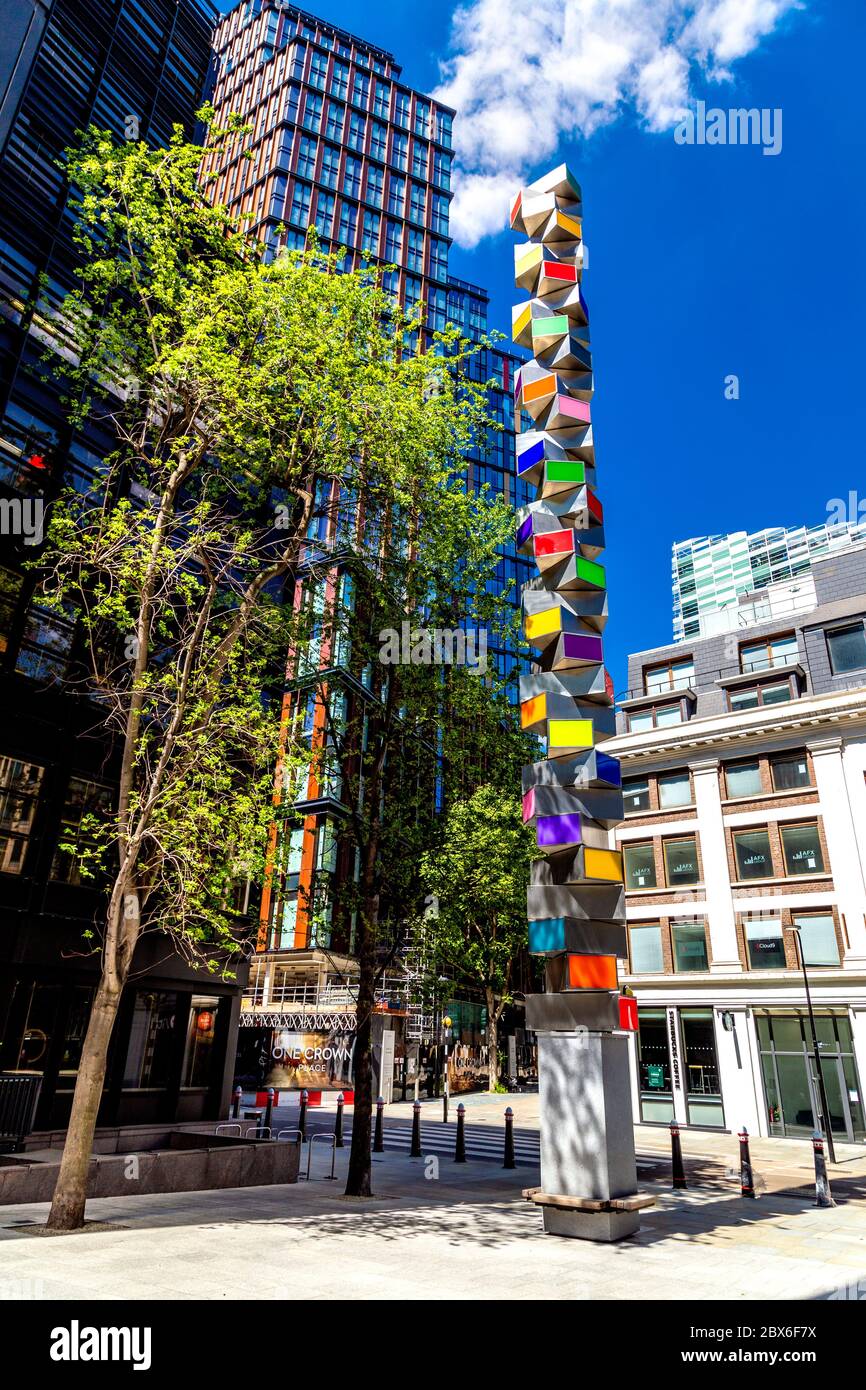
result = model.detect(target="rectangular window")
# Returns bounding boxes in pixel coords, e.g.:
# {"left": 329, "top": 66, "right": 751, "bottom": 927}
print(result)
{"left": 663, "top": 836, "right": 700, "bottom": 886}
{"left": 414, "top": 100, "right": 430, "bottom": 136}
{"left": 343, "top": 154, "right": 362, "bottom": 198}
{"left": 387, "top": 174, "right": 405, "bottom": 216}
{"left": 412, "top": 141, "right": 429, "bottom": 179}
{"left": 330, "top": 61, "right": 349, "bottom": 99}
{"left": 50, "top": 776, "right": 112, "bottom": 884}
{"left": 623, "top": 842, "right": 656, "bottom": 890}
{"left": 370, "top": 121, "right": 388, "bottom": 161}
{"left": 337, "top": 201, "right": 357, "bottom": 247}
{"left": 771, "top": 752, "right": 810, "bottom": 790}
{"left": 409, "top": 182, "right": 426, "bottom": 225}
{"left": 403, "top": 275, "right": 422, "bottom": 315}
{"left": 435, "top": 109, "right": 453, "bottom": 147}
{"left": 629, "top": 924, "right": 664, "bottom": 973}
{"left": 347, "top": 112, "right": 366, "bottom": 151}
{"left": 384, "top": 219, "right": 402, "bottom": 260}
{"left": 740, "top": 633, "right": 798, "bottom": 673}
{"left": 429, "top": 237, "right": 448, "bottom": 282}
{"left": 623, "top": 778, "right": 650, "bottom": 813}
{"left": 296, "top": 134, "right": 317, "bottom": 180}
{"left": 351, "top": 72, "right": 369, "bottom": 108}
{"left": 181, "top": 997, "right": 221, "bottom": 1088}
{"left": 431, "top": 192, "right": 449, "bottom": 235}
{"left": 325, "top": 101, "right": 344, "bottom": 142}
{"left": 320, "top": 144, "right": 340, "bottom": 190}
{"left": 123, "top": 991, "right": 179, "bottom": 1089}
{"left": 0, "top": 565, "right": 23, "bottom": 657}
{"left": 658, "top": 771, "right": 691, "bottom": 809}
{"left": 745, "top": 915, "right": 786, "bottom": 969}
{"left": 302, "top": 92, "right": 322, "bottom": 133}
{"left": 392, "top": 131, "right": 409, "bottom": 170}
{"left": 672, "top": 920, "right": 709, "bottom": 972}
{"left": 365, "top": 164, "right": 384, "bottom": 208}
{"left": 406, "top": 226, "right": 424, "bottom": 273}
{"left": 733, "top": 828, "right": 773, "bottom": 880}
{"left": 793, "top": 912, "right": 839, "bottom": 967}
{"left": 432, "top": 150, "right": 451, "bottom": 188}
{"left": 289, "top": 181, "right": 311, "bottom": 228}
{"left": 645, "top": 657, "right": 694, "bottom": 694}
{"left": 655, "top": 703, "right": 685, "bottom": 727}
{"left": 314, "top": 192, "right": 335, "bottom": 238}
{"left": 730, "top": 680, "right": 793, "bottom": 711}
{"left": 309, "top": 51, "right": 327, "bottom": 90}
{"left": 394, "top": 91, "right": 410, "bottom": 128}
{"left": 373, "top": 80, "right": 390, "bottom": 117}
{"left": 827, "top": 623, "right": 866, "bottom": 675}
{"left": 0, "top": 756, "right": 44, "bottom": 875}
{"left": 361, "top": 210, "right": 380, "bottom": 253}
{"left": 725, "top": 760, "right": 762, "bottom": 798}
{"left": 781, "top": 822, "right": 824, "bottom": 875}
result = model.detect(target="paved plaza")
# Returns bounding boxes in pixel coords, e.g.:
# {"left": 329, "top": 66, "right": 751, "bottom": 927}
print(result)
{"left": 1, "top": 1097, "right": 865, "bottom": 1302}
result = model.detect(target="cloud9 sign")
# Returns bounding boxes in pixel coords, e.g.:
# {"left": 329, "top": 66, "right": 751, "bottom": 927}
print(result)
{"left": 266, "top": 1029, "right": 354, "bottom": 1091}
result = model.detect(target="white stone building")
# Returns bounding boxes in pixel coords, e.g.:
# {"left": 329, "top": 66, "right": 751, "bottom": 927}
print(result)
{"left": 608, "top": 545, "right": 866, "bottom": 1143}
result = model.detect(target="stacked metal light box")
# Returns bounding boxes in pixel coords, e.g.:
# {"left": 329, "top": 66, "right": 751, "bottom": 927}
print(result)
{"left": 512, "top": 165, "right": 648, "bottom": 1240}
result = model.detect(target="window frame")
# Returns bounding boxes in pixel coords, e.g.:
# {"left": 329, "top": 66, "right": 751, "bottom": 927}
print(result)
{"left": 780, "top": 821, "right": 825, "bottom": 877}
{"left": 623, "top": 841, "right": 657, "bottom": 890}
{"left": 826, "top": 621, "right": 866, "bottom": 676}
{"left": 662, "top": 835, "right": 701, "bottom": 888}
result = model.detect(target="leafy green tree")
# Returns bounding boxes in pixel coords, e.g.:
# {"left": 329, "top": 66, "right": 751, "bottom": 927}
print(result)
{"left": 287, "top": 385, "right": 521, "bottom": 1195}
{"left": 420, "top": 783, "right": 539, "bottom": 1091}
{"left": 38, "top": 116, "right": 499, "bottom": 1228}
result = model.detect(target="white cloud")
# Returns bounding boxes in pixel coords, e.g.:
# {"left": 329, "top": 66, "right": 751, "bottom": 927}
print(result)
{"left": 434, "top": 0, "right": 802, "bottom": 246}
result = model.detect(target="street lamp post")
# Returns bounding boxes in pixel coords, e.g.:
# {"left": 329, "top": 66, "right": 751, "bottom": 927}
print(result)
{"left": 791, "top": 926, "right": 837, "bottom": 1165}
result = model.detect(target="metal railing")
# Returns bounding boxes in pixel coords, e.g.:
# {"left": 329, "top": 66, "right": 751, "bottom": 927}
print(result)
{"left": 618, "top": 656, "right": 803, "bottom": 705}
{"left": 0, "top": 1073, "right": 43, "bottom": 1149}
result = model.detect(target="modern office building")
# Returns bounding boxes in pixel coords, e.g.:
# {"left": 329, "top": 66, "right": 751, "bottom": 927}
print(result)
{"left": 672, "top": 521, "right": 866, "bottom": 642}
{"left": 0, "top": 0, "right": 248, "bottom": 1132}
{"left": 609, "top": 543, "right": 866, "bottom": 1143}
{"left": 206, "top": 2, "right": 532, "bottom": 1095}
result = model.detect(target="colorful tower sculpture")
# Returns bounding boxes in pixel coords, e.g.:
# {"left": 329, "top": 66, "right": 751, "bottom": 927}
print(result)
{"left": 512, "top": 165, "right": 650, "bottom": 1240}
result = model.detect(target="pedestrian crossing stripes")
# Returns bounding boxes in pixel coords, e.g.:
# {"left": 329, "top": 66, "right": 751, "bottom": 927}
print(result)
{"left": 301, "top": 1117, "right": 658, "bottom": 1171}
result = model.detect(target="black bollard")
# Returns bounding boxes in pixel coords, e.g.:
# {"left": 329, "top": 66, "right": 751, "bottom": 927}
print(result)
{"left": 410, "top": 1099, "right": 422, "bottom": 1158}
{"left": 232, "top": 1085, "right": 242, "bottom": 1119}
{"left": 670, "top": 1119, "right": 687, "bottom": 1189}
{"left": 264, "top": 1087, "right": 275, "bottom": 1135}
{"left": 503, "top": 1107, "right": 516, "bottom": 1170}
{"left": 334, "top": 1092, "right": 345, "bottom": 1148}
{"left": 812, "top": 1130, "right": 835, "bottom": 1208}
{"left": 738, "top": 1126, "right": 755, "bottom": 1198}
{"left": 373, "top": 1095, "right": 385, "bottom": 1153}
{"left": 455, "top": 1103, "right": 467, "bottom": 1163}
{"left": 298, "top": 1088, "right": 308, "bottom": 1143}
{"left": 443, "top": 1088, "right": 449, "bottom": 1125}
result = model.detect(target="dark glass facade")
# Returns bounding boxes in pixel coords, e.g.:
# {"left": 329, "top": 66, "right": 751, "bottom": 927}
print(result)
{"left": 0, "top": 0, "right": 245, "bottom": 1133}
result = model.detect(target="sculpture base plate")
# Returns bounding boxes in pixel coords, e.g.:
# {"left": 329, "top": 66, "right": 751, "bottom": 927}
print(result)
{"left": 542, "top": 1205, "right": 640, "bottom": 1242}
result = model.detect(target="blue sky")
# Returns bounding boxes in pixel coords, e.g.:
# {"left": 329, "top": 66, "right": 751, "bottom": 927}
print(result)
{"left": 217, "top": 1, "right": 866, "bottom": 691}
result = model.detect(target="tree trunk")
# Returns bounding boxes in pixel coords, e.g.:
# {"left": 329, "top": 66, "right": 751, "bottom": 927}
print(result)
{"left": 486, "top": 989, "right": 499, "bottom": 1093}
{"left": 46, "top": 977, "right": 124, "bottom": 1230}
{"left": 344, "top": 909, "right": 377, "bottom": 1197}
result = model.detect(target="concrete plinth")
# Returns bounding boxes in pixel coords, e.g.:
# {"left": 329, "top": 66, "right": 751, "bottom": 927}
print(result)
{"left": 536, "top": 1029, "right": 638, "bottom": 1219}
{"left": 541, "top": 1205, "right": 640, "bottom": 1242}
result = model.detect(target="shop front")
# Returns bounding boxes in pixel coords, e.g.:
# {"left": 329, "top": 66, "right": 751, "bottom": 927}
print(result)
{"left": 756, "top": 1010, "right": 865, "bottom": 1143}
{"left": 0, "top": 973, "right": 239, "bottom": 1130}
{"left": 635, "top": 1006, "right": 725, "bottom": 1129}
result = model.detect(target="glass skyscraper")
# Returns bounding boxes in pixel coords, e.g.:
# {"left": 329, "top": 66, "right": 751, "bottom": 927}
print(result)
{"left": 204, "top": 3, "right": 530, "bottom": 963}
{"left": 672, "top": 521, "right": 866, "bottom": 641}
